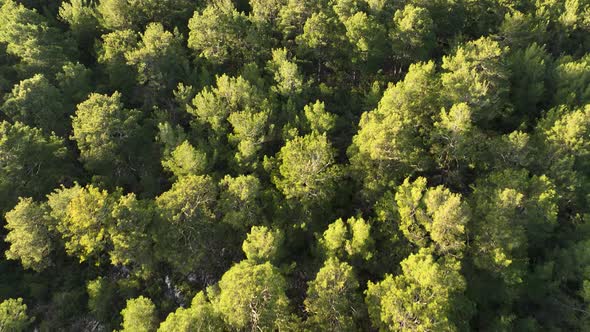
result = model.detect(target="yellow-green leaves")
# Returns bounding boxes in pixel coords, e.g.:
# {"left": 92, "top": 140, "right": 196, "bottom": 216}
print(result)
{"left": 0, "top": 121, "right": 72, "bottom": 213}
{"left": 273, "top": 133, "right": 341, "bottom": 205}
{"left": 321, "top": 217, "right": 373, "bottom": 260}
{"left": 442, "top": 37, "right": 510, "bottom": 123}
{"left": 267, "top": 48, "right": 304, "bottom": 97}
{"left": 188, "top": 4, "right": 249, "bottom": 65}
{"left": 366, "top": 249, "right": 470, "bottom": 331}
{"left": 218, "top": 174, "right": 264, "bottom": 230}
{"left": 120, "top": 296, "right": 157, "bottom": 332}
{"left": 395, "top": 177, "right": 470, "bottom": 256}
{"left": 349, "top": 61, "right": 439, "bottom": 197}
{"left": 390, "top": 5, "right": 435, "bottom": 63}
{"left": 304, "top": 100, "right": 336, "bottom": 135}
{"left": 71, "top": 92, "right": 142, "bottom": 183}
{"left": 54, "top": 184, "right": 113, "bottom": 263}
{"left": 4, "top": 198, "right": 53, "bottom": 271}
{"left": 158, "top": 292, "right": 225, "bottom": 332}
{"left": 161, "top": 141, "right": 208, "bottom": 179}
{"left": 305, "top": 258, "right": 362, "bottom": 331}
{"left": 212, "top": 261, "right": 290, "bottom": 331}
{"left": 242, "top": 226, "right": 283, "bottom": 263}
{"left": 0, "top": 298, "right": 32, "bottom": 332}
{"left": 471, "top": 169, "right": 558, "bottom": 284}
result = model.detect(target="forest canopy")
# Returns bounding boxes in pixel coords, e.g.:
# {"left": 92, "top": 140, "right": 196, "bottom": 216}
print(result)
{"left": 1, "top": 0, "right": 590, "bottom": 331}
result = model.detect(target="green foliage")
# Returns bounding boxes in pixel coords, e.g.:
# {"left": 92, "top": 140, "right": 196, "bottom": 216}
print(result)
{"left": 110, "top": 193, "right": 155, "bottom": 276}
{"left": 0, "top": 0, "right": 74, "bottom": 76}
{"left": 56, "top": 62, "right": 92, "bottom": 106}
{"left": 120, "top": 296, "right": 157, "bottom": 332}
{"left": 3, "top": 1, "right": 590, "bottom": 330}
{"left": 508, "top": 42, "right": 549, "bottom": 119}
{"left": 218, "top": 174, "right": 264, "bottom": 230}
{"left": 551, "top": 54, "right": 590, "bottom": 107}
{"left": 97, "top": 29, "right": 139, "bottom": 95}
{"left": 536, "top": 104, "right": 590, "bottom": 204}
{"left": 304, "top": 100, "right": 336, "bottom": 135}
{"left": 188, "top": 3, "right": 250, "bottom": 65}
{"left": 242, "top": 226, "right": 283, "bottom": 263}
{"left": 471, "top": 169, "right": 558, "bottom": 284}
{"left": 97, "top": 0, "right": 195, "bottom": 31}
{"left": 442, "top": 37, "right": 510, "bottom": 123}
{"left": 53, "top": 184, "right": 115, "bottom": 263}
{"left": 1, "top": 74, "right": 66, "bottom": 134}
{"left": 342, "top": 11, "right": 387, "bottom": 66}
{"left": 0, "top": 298, "right": 32, "bottom": 332}
{"left": 395, "top": 177, "right": 470, "bottom": 256}
{"left": 267, "top": 48, "right": 304, "bottom": 97}
{"left": 212, "top": 261, "right": 290, "bottom": 331}
{"left": 71, "top": 92, "right": 144, "bottom": 187}
{"left": 321, "top": 217, "right": 373, "bottom": 260}
{"left": 249, "top": 0, "right": 287, "bottom": 24}
{"left": 390, "top": 5, "right": 435, "bottom": 64}
{"left": 349, "top": 61, "right": 439, "bottom": 197}
{"left": 158, "top": 292, "right": 225, "bottom": 332}
{"left": 304, "top": 258, "right": 363, "bottom": 331}
{"left": 277, "top": 0, "right": 317, "bottom": 40}
{"left": 0, "top": 121, "right": 73, "bottom": 213}
{"left": 97, "top": 0, "right": 134, "bottom": 31}
{"left": 296, "top": 10, "right": 347, "bottom": 74}
{"left": 4, "top": 198, "right": 53, "bottom": 272}
{"left": 59, "top": 0, "right": 100, "bottom": 55}
{"left": 499, "top": 10, "right": 546, "bottom": 49}
{"left": 430, "top": 102, "right": 481, "bottom": 179}
{"left": 273, "top": 133, "right": 341, "bottom": 205}
{"left": 125, "top": 22, "right": 189, "bottom": 106}
{"left": 161, "top": 140, "right": 207, "bottom": 179}
{"left": 87, "top": 277, "right": 117, "bottom": 324}
{"left": 190, "top": 74, "right": 272, "bottom": 168}
{"left": 154, "top": 175, "right": 225, "bottom": 273}
{"left": 366, "top": 249, "right": 472, "bottom": 331}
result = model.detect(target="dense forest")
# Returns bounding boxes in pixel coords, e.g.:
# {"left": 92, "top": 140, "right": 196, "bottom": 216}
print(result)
{"left": 1, "top": 0, "right": 590, "bottom": 330}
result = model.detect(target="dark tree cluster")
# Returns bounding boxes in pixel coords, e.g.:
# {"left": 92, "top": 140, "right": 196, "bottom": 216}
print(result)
{"left": 1, "top": 0, "right": 590, "bottom": 330}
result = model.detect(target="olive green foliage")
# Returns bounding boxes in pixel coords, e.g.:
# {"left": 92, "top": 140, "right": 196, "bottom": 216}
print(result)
{"left": 273, "top": 133, "right": 341, "bottom": 205}
{"left": 0, "top": 0, "right": 74, "bottom": 76}
{"left": 0, "top": 121, "right": 73, "bottom": 213}
{"left": 154, "top": 174, "right": 223, "bottom": 273}
{"left": 390, "top": 5, "right": 435, "bottom": 64}
{"left": 218, "top": 174, "right": 264, "bottom": 230}
{"left": 120, "top": 296, "right": 157, "bottom": 332}
{"left": 4, "top": 198, "right": 53, "bottom": 271}
{"left": 442, "top": 37, "right": 510, "bottom": 123}
{"left": 212, "top": 261, "right": 290, "bottom": 331}
{"left": 304, "top": 258, "right": 363, "bottom": 331}
{"left": 349, "top": 61, "right": 439, "bottom": 197}
{"left": 395, "top": 177, "right": 470, "bottom": 256}
{"left": 0, "top": 298, "right": 32, "bottom": 332}
{"left": 53, "top": 184, "right": 114, "bottom": 263}
{"left": 366, "top": 250, "right": 471, "bottom": 331}
{"left": 1, "top": 74, "right": 66, "bottom": 134}
{"left": 321, "top": 216, "right": 373, "bottom": 260}
{"left": 188, "top": 3, "right": 250, "bottom": 65}
{"left": 4, "top": 0, "right": 590, "bottom": 330}
{"left": 242, "top": 226, "right": 283, "bottom": 263}
{"left": 157, "top": 292, "right": 225, "bottom": 332}
{"left": 161, "top": 140, "right": 207, "bottom": 178}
